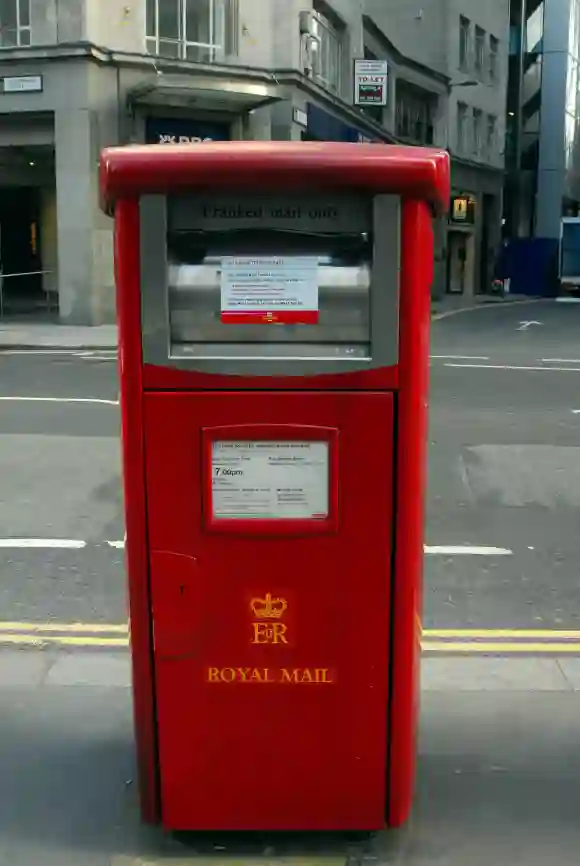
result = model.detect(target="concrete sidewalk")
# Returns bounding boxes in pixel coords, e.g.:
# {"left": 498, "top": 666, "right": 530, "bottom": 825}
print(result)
{"left": 0, "top": 650, "right": 580, "bottom": 865}
{"left": 0, "top": 322, "right": 118, "bottom": 350}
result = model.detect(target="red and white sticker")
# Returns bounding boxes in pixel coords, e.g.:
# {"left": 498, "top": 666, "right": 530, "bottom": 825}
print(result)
{"left": 220, "top": 256, "right": 319, "bottom": 324}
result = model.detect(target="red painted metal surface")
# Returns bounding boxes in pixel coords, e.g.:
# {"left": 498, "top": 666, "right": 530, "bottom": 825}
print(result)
{"left": 100, "top": 141, "right": 449, "bottom": 214}
{"left": 142, "top": 363, "right": 399, "bottom": 393}
{"left": 387, "top": 200, "right": 434, "bottom": 827}
{"left": 114, "top": 200, "right": 160, "bottom": 823}
{"left": 103, "top": 142, "right": 450, "bottom": 831}
{"left": 143, "top": 392, "right": 395, "bottom": 831}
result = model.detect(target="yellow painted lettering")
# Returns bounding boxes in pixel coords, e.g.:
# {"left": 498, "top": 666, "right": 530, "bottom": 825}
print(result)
{"left": 300, "top": 669, "right": 314, "bottom": 683}
{"left": 221, "top": 667, "right": 235, "bottom": 683}
{"left": 207, "top": 667, "right": 220, "bottom": 683}
{"left": 315, "top": 668, "right": 334, "bottom": 683}
{"left": 251, "top": 622, "right": 289, "bottom": 645}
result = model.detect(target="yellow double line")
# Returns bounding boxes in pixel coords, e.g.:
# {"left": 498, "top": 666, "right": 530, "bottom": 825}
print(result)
{"left": 1, "top": 623, "right": 580, "bottom": 654}
{"left": 0, "top": 622, "right": 129, "bottom": 648}
{"left": 422, "top": 629, "right": 580, "bottom": 655}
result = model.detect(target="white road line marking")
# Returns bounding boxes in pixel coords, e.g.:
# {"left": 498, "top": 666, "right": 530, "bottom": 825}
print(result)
{"left": 0, "top": 539, "right": 86, "bottom": 549}
{"left": 572, "top": 410, "right": 580, "bottom": 414}
{"left": 0, "top": 350, "right": 81, "bottom": 356}
{"left": 424, "top": 545, "right": 513, "bottom": 556}
{"left": 0, "top": 396, "right": 118, "bottom": 405}
{"left": 430, "top": 355, "right": 490, "bottom": 360}
{"left": 444, "top": 363, "right": 580, "bottom": 372}
{"left": 0, "top": 539, "right": 512, "bottom": 556}
{"left": 516, "top": 320, "right": 542, "bottom": 331}
{"left": 541, "top": 359, "right": 580, "bottom": 363}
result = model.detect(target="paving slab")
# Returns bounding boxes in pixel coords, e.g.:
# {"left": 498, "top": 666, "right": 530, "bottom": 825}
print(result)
{"left": 0, "top": 658, "right": 579, "bottom": 864}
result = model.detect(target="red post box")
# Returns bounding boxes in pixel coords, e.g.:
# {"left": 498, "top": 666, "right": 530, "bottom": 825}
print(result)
{"left": 100, "top": 142, "right": 449, "bottom": 833}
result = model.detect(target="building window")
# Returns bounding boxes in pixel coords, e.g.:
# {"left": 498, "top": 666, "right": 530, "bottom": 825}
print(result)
{"left": 475, "top": 26, "right": 485, "bottom": 75}
{"left": 395, "top": 81, "right": 435, "bottom": 145}
{"left": 459, "top": 16, "right": 470, "bottom": 70}
{"left": 489, "top": 35, "right": 499, "bottom": 82}
{"left": 310, "top": 7, "right": 343, "bottom": 94}
{"left": 146, "top": 0, "right": 239, "bottom": 62}
{"left": 486, "top": 114, "right": 496, "bottom": 156}
{"left": 456, "top": 101, "right": 468, "bottom": 153}
{"left": 0, "top": 0, "right": 31, "bottom": 47}
{"left": 472, "top": 108, "right": 483, "bottom": 156}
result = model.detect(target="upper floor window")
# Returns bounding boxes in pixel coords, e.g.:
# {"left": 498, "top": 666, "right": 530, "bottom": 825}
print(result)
{"left": 472, "top": 107, "right": 483, "bottom": 156}
{"left": 395, "top": 81, "right": 436, "bottom": 145}
{"left": 459, "top": 16, "right": 470, "bottom": 70}
{"left": 310, "top": 7, "right": 343, "bottom": 94}
{"left": 146, "top": 0, "right": 238, "bottom": 62}
{"left": 489, "top": 35, "right": 499, "bottom": 82}
{"left": 486, "top": 114, "right": 497, "bottom": 157}
{"left": 456, "top": 101, "right": 468, "bottom": 152}
{"left": 0, "top": 0, "right": 31, "bottom": 47}
{"left": 474, "top": 26, "right": 485, "bottom": 74}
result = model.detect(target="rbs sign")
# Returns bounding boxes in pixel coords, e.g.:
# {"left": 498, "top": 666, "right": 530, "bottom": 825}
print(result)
{"left": 145, "top": 118, "right": 230, "bottom": 145}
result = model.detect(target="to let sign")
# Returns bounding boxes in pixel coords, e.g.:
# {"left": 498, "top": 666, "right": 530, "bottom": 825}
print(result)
{"left": 354, "top": 59, "right": 388, "bottom": 107}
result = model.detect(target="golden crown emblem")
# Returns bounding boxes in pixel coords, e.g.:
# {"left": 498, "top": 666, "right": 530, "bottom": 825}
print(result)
{"left": 250, "top": 593, "right": 288, "bottom": 620}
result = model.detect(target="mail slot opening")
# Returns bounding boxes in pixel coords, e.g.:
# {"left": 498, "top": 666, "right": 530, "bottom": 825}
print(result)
{"left": 165, "top": 192, "right": 375, "bottom": 361}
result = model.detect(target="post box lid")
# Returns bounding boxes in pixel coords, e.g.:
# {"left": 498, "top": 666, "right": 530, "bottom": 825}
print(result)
{"left": 99, "top": 142, "right": 450, "bottom": 216}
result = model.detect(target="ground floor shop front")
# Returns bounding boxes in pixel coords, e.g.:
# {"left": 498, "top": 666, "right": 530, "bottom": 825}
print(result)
{"left": 0, "top": 45, "right": 391, "bottom": 325}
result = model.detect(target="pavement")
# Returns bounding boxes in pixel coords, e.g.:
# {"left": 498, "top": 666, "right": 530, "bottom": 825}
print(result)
{"left": 0, "top": 298, "right": 580, "bottom": 863}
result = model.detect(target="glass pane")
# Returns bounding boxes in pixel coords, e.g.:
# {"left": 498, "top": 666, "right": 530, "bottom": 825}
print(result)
{"left": 18, "top": 0, "right": 29, "bottom": 27}
{"left": 158, "top": 38, "right": 180, "bottom": 57}
{"left": 19, "top": 26, "right": 30, "bottom": 44}
{"left": 186, "top": 0, "right": 210, "bottom": 44}
{"left": 158, "top": 0, "right": 179, "bottom": 40}
{"left": 146, "top": 0, "right": 156, "bottom": 37}
{"left": 0, "top": 0, "right": 17, "bottom": 30}
{"left": 186, "top": 43, "right": 213, "bottom": 62}
{"left": 146, "top": 36, "right": 158, "bottom": 54}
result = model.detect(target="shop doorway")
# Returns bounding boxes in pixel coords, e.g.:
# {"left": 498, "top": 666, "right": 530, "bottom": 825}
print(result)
{"left": 0, "top": 187, "right": 43, "bottom": 316}
{"left": 446, "top": 230, "right": 475, "bottom": 295}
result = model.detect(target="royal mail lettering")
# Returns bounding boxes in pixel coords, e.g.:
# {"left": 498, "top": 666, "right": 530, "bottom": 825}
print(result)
{"left": 206, "top": 667, "right": 334, "bottom": 684}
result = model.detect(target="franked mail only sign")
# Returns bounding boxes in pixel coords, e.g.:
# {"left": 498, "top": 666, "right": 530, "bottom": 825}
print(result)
{"left": 220, "top": 256, "right": 319, "bottom": 324}
{"left": 211, "top": 441, "right": 329, "bottom": 520}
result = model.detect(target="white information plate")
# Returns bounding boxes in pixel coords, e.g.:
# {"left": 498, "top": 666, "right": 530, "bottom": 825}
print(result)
{"left": 211, "top": 441, "right": 329, "bottom": 520}
{"left": 220, "top": 256, "right": 319, "bottom": 324}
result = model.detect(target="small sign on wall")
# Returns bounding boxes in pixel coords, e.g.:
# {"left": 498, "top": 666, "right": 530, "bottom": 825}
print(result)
{"left": 1, "top": 75, "right": 43, "bottom": 94}
{"left": 353, "top": 60, "right": 388, "bottom": 107}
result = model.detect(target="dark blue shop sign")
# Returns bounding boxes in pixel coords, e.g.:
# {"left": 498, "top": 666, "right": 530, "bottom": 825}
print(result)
{"left": 145, "top": 117, "right": 231, "bottom": 144}
{"left": 305, "top": 103, "right": 380, "bottom": 144}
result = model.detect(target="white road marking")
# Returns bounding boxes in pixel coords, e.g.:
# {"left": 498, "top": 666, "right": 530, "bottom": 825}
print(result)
{"left": 516, "top": 320, "right": 542, "bottom": 331}
{"left": 0, "top": 349, "right": 81, "bottom": 356}
{"left": 444, "top": 363, "right": 580, "bottom": 372}
{"left": 424, "top": 545, "right": 512, "bottom": 556}
{"left": 572, "top": 410, "right": 580, "bottom": 414}
{"left": 0, "top": 396, "right": 118, "bottom": 405}
{"left": 541, "top": 358, "right": 580, "bottom": 364}
{"left": 430, "top": 355, "right": 490, "bottom": 360}
{"left": 0, "top": 539, "right": 512, "bottom": 556}
{"left": 0, "top": 539, "right": 86, "bottom": 549}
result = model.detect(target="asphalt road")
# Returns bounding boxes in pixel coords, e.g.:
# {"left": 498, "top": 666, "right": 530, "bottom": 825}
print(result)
{"left": 0, "top": 299, "right": 579, "bottom": 630}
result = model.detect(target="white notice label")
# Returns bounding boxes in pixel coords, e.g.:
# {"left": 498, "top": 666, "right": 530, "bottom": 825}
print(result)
{"left": 220, "top": 257, "right": 319, "bottom": 324}
{"left": 211, "top": 441, "right": 329, "bottom": 520}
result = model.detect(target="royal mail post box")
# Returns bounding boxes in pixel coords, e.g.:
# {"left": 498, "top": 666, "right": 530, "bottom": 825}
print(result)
{"left": 100, "top": 142, "right": 449, "bottom": 833}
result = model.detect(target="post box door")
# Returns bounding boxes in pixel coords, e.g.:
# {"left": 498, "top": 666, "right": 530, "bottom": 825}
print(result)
{"left": 143, "top": 390, "right": 395, "bottom": 831}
